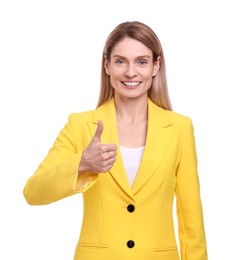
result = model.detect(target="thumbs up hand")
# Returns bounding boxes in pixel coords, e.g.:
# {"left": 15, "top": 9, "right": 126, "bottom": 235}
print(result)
{"left": 78, "top": 120, "right": 117, "bottom": 175}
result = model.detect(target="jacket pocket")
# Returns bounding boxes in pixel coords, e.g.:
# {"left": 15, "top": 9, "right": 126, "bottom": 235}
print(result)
{"left": 74, "top": 244, "right": 110, "bottom": 260}
{"left": 152, "top": 247, "right": 179, "bottom": 256}
{"left": 77, "top": 243, "right": 109, "bottom": 250}
{"left": 151, "top": 248, "right": 180, "bottom": 260}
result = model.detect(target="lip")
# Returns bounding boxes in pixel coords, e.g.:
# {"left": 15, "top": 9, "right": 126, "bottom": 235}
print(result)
{"left": 121, "top": 81, "right": 141, "bottom": 89}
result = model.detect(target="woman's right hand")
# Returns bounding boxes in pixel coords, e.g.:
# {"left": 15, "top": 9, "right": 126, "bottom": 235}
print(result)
{"left": 78, "top": 120, "right": 117, "bottom": 175}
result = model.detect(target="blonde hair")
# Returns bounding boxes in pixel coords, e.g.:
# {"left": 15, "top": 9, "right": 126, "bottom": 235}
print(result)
{"left": 97, "top": 21, "right": 172, "bottom": 110}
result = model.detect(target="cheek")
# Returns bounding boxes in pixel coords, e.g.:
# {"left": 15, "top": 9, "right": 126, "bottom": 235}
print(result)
{"left": 110, "top": 77, "right": 119, "bottom": 88}
{"left": 109, "top": 68, "right": 122, "bottom": 79}
{"left": 144, "top": 71, "right": 154, "bottom": 83}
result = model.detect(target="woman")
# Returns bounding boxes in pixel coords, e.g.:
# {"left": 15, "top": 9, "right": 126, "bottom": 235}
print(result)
{"left": 23, "top": 21, "right": 208, "bottom": 260}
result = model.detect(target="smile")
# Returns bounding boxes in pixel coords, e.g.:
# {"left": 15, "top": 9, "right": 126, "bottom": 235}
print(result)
{"left": 121, "top": 81, "right": 141, "bottom": 86}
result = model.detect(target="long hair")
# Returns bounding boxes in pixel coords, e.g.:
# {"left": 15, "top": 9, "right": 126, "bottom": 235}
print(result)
{"left": 96, "top": 21, "right": 172, "bottom": 110}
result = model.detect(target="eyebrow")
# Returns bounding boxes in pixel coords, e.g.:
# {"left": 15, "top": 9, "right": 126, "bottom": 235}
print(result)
{"left": 112, "top": 55, "right": 152, "bottom": 59}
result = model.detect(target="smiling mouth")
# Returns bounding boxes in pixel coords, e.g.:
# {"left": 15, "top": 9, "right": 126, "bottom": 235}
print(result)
{"left": 121, "top": 81, "right": 141, "bottom": 87}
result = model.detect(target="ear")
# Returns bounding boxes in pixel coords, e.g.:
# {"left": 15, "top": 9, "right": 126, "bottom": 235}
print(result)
{"left": 152, "top": 56, "right": 161, "bottom": 76}
{"left": 104, "top": 55, "right": 110, "bottom": 75}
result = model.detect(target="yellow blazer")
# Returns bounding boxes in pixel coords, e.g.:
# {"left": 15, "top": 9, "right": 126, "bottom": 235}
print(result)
{"left": 23, "top": 98, "right": 207, "bottom": 260}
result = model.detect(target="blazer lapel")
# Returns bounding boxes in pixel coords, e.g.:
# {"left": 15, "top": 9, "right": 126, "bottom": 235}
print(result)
{"left": 88, "top": 99, "right": 134, "bottom": 200}
{"left": 88, "top": 98, "right": 175, "bottom": 198}
{"left": 132, "top": 100, "right": 176, "bottom": 195}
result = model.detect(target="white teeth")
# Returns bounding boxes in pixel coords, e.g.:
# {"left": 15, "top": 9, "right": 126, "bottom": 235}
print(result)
{"left": 123, "top": 82, "right": 140, "bottom": 86}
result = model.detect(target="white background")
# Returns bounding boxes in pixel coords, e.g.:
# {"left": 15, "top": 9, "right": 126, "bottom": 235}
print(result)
{"left": 0, "top": 0, "right": 225, "bottom": 259}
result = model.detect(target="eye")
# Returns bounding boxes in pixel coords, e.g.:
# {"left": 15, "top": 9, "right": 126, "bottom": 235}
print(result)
{"left": 115, "top": 59, "right": 126, "bottom": 66}
{"left": 138, "top": 59, "right": 148, "bottom": 65}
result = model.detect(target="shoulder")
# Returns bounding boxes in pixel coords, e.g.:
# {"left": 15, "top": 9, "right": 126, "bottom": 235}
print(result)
{"left": 156, "top": 108, "right": 195, "bottom": 143}
{"left": 148, "top": 99, "right": 193, "bottom": 128}
{"left": 68, "top": 110, "right": 95, "bottom": 122}
{"left": 67, "top": 99, "right": 115, "bottom": 122}
{"left": 166, "top": 109, "right": 193, "bottom": 126}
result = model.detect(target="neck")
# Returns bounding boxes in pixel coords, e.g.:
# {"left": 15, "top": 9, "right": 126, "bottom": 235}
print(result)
{"left": 114, "top": 96, "right": 148, "bottom": 124}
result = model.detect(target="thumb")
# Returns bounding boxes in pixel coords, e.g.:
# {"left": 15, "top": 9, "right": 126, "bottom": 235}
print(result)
{"left": 92, "top": 120, "right": 103, "bottom": 143}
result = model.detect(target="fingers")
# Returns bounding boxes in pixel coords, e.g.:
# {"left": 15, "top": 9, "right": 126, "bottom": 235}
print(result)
{"left": 92, "top": 120, "right": 103, "bottom": 143}
{"left": 98, "top": 155, "right": 117, "bottom": 173}
{"left": 101, "top": 143, "right": 117, "bottom": 153}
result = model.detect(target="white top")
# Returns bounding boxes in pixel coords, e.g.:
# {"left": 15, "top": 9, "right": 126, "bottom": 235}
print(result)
{"left": 120, "top": 146, "right": 145, "bottom": 187}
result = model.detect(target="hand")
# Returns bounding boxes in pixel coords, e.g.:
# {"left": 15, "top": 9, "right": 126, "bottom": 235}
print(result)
{"left": 78, "top": 120, "right": 117, "bottom": 175}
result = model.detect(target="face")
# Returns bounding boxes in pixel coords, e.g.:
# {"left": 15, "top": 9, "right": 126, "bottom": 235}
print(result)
{"left": 104, "top": 37, "right": 160, "bottom": 100}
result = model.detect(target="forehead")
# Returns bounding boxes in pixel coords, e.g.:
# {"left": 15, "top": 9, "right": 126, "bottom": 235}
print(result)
{"left": 111, "top": 37, "right": 153, "bottom": 58}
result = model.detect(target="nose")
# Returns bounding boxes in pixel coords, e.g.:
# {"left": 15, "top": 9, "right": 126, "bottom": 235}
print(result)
{"left": 124, "top": 64, "right": 137, "bottom": 78}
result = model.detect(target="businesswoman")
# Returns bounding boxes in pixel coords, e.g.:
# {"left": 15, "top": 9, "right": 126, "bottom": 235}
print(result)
{"left": 23, "top": 21, "right": 208, "bottom": 260}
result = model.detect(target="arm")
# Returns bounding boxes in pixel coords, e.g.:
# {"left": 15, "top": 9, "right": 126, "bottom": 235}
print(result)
{"left": 176, "top": 118, "right": 208, "bottom": 260}
{"left": 23, "top": 114, "right": 98, "bottom": 205}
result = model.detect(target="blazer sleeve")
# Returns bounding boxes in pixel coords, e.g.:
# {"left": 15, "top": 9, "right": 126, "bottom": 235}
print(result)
{"left": 175, "top": 118, "right": 208, "bottom": 260}
{"left": 23, "top": 114, "right": 98, "bottom": 205}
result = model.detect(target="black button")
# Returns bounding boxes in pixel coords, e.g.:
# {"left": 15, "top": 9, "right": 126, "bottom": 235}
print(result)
{"left": 127, "top": 204, "right": 135, "bottom": 212}
{"left": 127, "top": 240, "right": 135, "bottom": 248}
